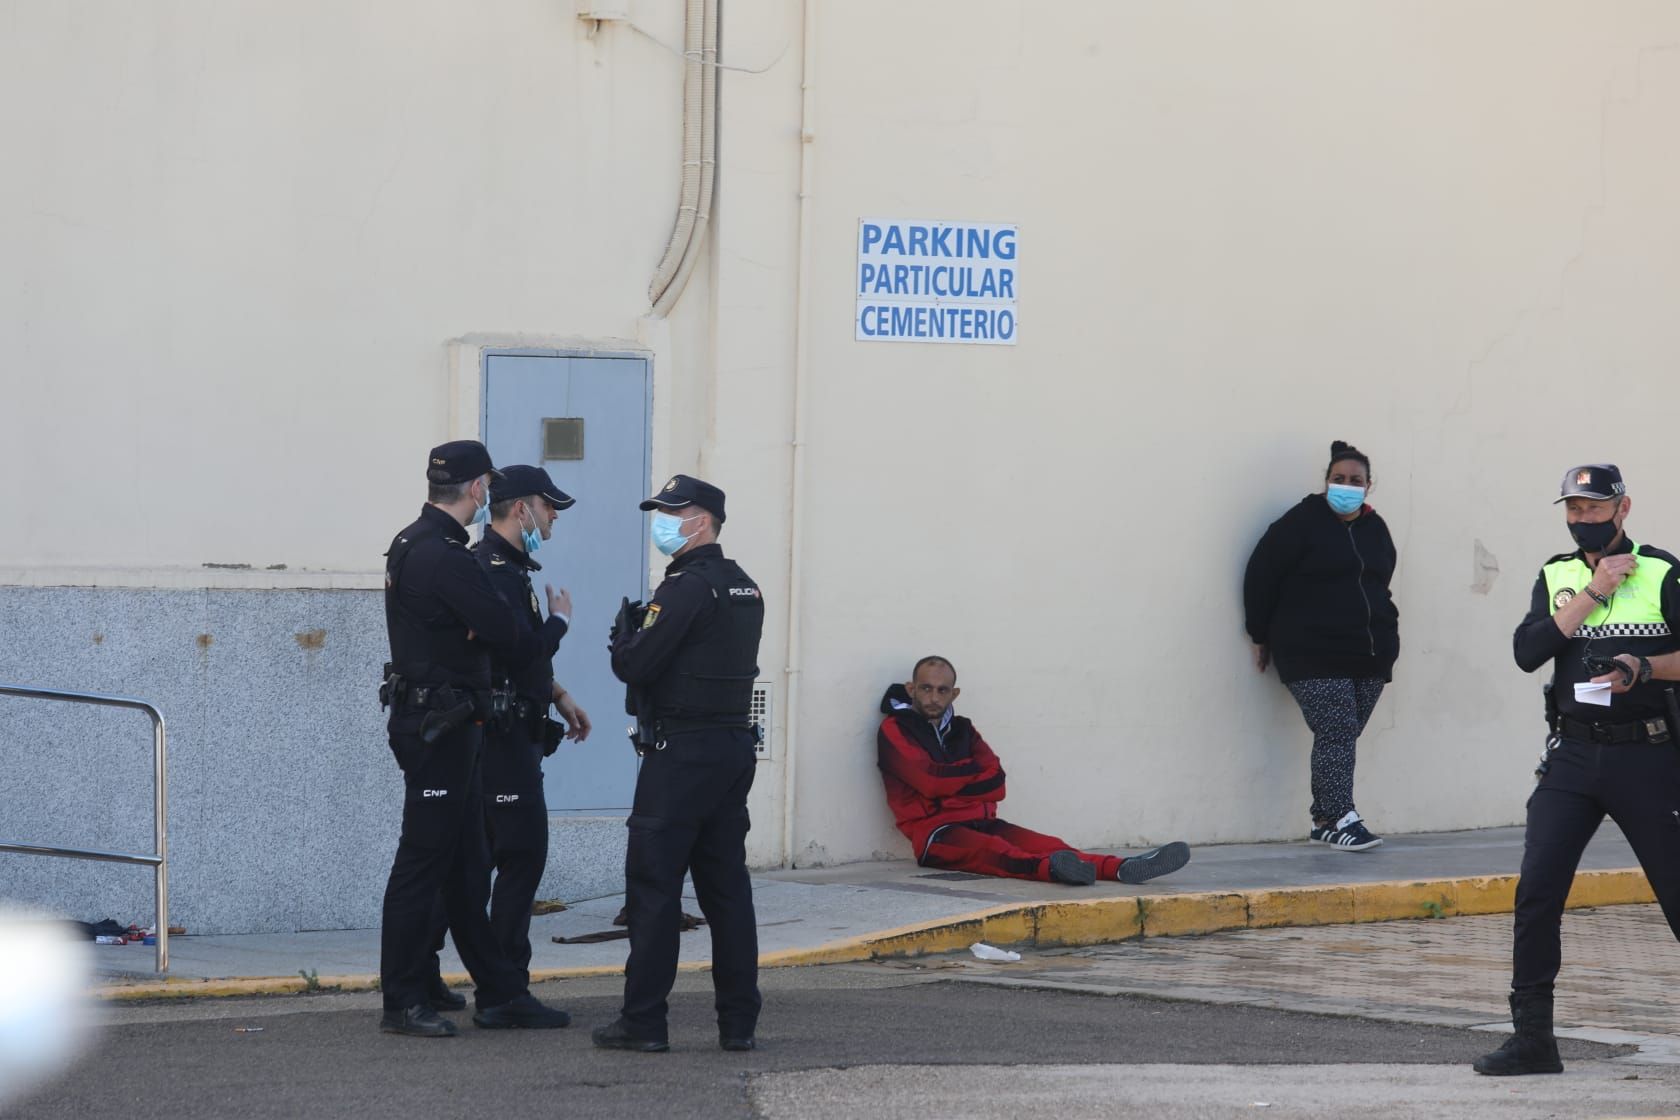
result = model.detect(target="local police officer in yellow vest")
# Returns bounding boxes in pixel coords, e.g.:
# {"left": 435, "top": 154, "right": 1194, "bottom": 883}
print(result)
{"left": 1475, "top": 464, "right": 1680, "bottom": 1077}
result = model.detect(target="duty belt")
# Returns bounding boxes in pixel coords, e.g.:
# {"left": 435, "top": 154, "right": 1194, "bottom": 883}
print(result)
{"left": 404, "top": 685, "right": 491, "bottom": 713}
{"left": 656, "top": 716, "right": 752, "bottom": 737}
{"left": 490, "top": 696, "right": 548, "bottom": 737}
{"left": 1555, "top": 714, "right": 1672, "bottom": 745}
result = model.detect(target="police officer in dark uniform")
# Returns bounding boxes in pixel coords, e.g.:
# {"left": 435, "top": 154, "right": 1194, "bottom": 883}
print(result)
{"left": 472, "top": 465, "right": 593, "bottom": 977}
{"left": 378, "top": 440, "right": 571, "bottom": 1037}
{"left": 591, "top": 474, "right": 765, "bottom": 1054}
{"left": 1475, "top": 463, "right": 1680, "bottom": 1076}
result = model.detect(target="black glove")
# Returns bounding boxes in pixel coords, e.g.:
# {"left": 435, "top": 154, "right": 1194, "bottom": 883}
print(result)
{"left": 610, "top": 597, "right": 645, "bottom": 644}
{"left": 1584, "top": 654, "right": 1637, "bottom": 689}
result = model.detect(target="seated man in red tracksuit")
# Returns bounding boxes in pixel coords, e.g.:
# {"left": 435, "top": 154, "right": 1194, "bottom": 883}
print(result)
{"left": 877, "top": 656, "right": 1191, "bottom": 886}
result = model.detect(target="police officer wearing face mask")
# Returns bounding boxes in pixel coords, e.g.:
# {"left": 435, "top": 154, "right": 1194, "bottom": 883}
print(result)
{"left": 592, "top": 474, "right": 765, "bottom": 1054}
{"left": 421, "top": 465, "right": 596, "bottom": 1003}
{"left": 1475, "top": 463, "right": 1680, "bottom": 1077}
{"left": 377, "top": 441, "right": 572, "bottom": 1037}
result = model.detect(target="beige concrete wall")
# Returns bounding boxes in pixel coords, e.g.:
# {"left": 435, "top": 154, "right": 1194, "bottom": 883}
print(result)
{"left": 0, "top": 0, "right": 700, "bottom": 573}
{"left": 6, "top": 0, "right": 1680, "bottom": 871}
{"left": 784, "top": 1, "right": 1680, "bottom": 863}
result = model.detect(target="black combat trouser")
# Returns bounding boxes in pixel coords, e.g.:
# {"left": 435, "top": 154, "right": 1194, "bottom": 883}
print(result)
{"left": 1512, "top": 736, "right": 1680, "bottom": 994}
{"left": 484, "top": 723, "right": 550, "bottom": 980}
{"left": 424, "top": 722, "right": 550, "bottom": 986}
{"left": 380, "top": 713, "right": 525, "bottom": 1012}
{"left": 620, "top": 727, "right": 760, "bottom": 1042}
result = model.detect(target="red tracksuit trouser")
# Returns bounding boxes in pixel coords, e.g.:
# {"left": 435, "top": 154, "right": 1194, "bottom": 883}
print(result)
{"left": 921, "top": 818, "right": 1122, "bottom": 882}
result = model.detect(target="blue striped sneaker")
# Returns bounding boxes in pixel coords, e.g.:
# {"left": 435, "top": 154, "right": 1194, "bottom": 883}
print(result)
{"left": 1311, "top": 811, "right": 1382, "bottom": 851}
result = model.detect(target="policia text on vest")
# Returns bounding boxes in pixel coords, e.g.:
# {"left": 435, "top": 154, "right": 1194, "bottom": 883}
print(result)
{"left": 594, "top": 475, "right": 765, "bottom": 1053}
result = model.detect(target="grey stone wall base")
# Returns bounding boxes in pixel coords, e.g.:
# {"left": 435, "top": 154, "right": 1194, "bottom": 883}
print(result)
{"left": 538, "top": 816, "right": 628, "bottom": 905}
{"left": 0, "top": 587, "right": 396, "bottom": 935}
{"left": 0, "top": 588, "right": 668, "bottom": 935}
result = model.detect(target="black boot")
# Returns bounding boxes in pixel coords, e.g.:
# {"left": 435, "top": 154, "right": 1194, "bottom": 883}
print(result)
{"left": 1472, "top": 991, "right": 1564, "bottom": 1076}
{"left": 426, "top": 975, "right": 467, "bottom": 1012}
{"left": 472, "top": 993, "right": 572, "bottom": 1030}
{"left": 379, "top": 1004, "right": 458, "bottom": 1038}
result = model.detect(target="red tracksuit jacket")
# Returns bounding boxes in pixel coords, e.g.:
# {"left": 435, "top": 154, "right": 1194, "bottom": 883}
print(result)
{"left": 876, "top": 685, "right": 1007, "bottom": 859}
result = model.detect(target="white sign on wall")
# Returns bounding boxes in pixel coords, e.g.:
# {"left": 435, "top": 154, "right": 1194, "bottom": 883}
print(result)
{"left": 855, "top": 219, "right": 1018, "bottom": 345}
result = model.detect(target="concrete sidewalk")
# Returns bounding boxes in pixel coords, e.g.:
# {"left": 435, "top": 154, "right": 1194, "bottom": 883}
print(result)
{"left": 92, "top": 824, "right": 1654, "bottom": 999}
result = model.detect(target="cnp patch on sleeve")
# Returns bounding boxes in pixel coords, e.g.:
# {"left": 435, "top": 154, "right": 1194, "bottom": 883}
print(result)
{"left": 641, "top": 604, "right": 661, "bottom": 629}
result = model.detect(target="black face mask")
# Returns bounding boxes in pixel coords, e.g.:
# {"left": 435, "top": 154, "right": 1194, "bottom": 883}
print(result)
{"left": 1569, "top": 516, "right": 1620, "bottom": 553}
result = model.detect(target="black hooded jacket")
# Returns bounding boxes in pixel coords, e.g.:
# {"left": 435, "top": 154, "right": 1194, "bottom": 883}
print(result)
{"left": 1243, "top": 494, "right": 1400, "bottom": 683}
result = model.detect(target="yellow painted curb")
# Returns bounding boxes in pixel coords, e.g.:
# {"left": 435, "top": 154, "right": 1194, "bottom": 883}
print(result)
{"left": 95, "top": 867, "right": 1655, "bottom": 1001}
{"left": 1566, "top": 868, "right": 1655, "bottom": 908}
{"left": 1031, "top": 897, "right": 1143, "bottom": 946}
{"left": 1351, "top": 879, "right": 1457, "bottom": 923}
{"left": 1456, "top": 874, "right": 1519, "bottom": 916}
{"left": 1248, "top": 885, "right": 1354, "bottom": 928}
{"left": 1139, "top": 891, "right": 1249, "bottom": 938}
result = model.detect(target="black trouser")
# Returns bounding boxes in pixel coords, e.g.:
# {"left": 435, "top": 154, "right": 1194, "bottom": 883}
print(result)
{"left": 425, "top": 723, "right": 550, "bottom": 986}
{"left": 1512, "top": 735, "right": 1680, "bottom": 994}
{"left": 380, "top": 713, "right": 524, "bottom": 1012}
{"left": 620, "top": 727, "right": 760, "bottom": 1042}
{"left": 485, "top": 724, "right": 549, "bottom": 980}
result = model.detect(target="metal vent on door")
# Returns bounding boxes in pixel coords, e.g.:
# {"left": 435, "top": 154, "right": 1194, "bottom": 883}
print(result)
{"left": 543, "top": 417, "right": 585, "bottom": 460}
{"left": 750, "top": 682, "right": 772, "bottom": 759}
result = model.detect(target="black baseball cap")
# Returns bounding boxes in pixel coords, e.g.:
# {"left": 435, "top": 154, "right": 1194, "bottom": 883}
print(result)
{"left": 1555, "top": 463, "right": 1625, "bottom": 503}
{"left": 639, "top": 474, "right": 726, "bottom": 523}
{"left": 492, "top": 465, "right": 575, "bottom": 510}
{"left": 426, "top": 440, "right": 502, "bottom": 485}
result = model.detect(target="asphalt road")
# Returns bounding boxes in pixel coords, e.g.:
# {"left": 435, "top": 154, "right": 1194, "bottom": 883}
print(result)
{"left": 1, "top": 965, "right": 1635, "bottom": 1120}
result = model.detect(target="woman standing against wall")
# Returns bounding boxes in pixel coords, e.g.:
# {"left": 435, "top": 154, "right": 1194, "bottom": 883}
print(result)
{"left": 1243, "top": 441, "right": 1399, "bottom": 851}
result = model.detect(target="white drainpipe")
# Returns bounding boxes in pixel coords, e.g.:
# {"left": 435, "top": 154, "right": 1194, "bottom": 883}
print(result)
{"left": 780, "top": 0, "right": 817, "bottom": 868}
{"left": 648, "top": 0, "right": 718, "bottom": 317}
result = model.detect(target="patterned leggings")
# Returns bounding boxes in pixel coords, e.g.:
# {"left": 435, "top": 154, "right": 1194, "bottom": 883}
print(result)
{"left": 1283, "top": 678, "right": 1385, "bottom": 824}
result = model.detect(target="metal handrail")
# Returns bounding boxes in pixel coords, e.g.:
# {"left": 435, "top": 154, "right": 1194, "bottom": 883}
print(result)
{"left": 0, "top": 684, "right": 168, "bottom": 973}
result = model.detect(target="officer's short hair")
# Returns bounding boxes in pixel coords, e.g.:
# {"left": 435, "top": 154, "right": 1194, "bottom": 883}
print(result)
{"left": 677, "top": 504, "right": 723, "bottom": 538}
{"left": 428, "top": 480, "right": 475, "bottom": 505}
{"left": 490, "top": 497, "right": 523, "bottom": 521}
{"left": 912, "top": 655, "right": 956, "bottom": 683}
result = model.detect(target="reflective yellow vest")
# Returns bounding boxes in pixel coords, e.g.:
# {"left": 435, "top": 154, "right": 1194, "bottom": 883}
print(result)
{"left": 1543, "top": 541, "right": 1674, "bottom": 640}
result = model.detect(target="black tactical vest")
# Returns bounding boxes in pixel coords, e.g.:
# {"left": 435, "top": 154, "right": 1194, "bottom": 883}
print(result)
{"left": 648, "top": 555, "right": 764, "bottom": 724}
{"left": 384, "top": 514, "right": 491, "bottom": 689}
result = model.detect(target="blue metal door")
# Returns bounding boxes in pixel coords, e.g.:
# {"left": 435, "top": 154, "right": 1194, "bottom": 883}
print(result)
{"left": 483, "top": 354, "right": 650, "bottom": 812}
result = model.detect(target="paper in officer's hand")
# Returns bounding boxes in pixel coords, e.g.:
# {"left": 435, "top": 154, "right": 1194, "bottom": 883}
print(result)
{"left": 1573, "top": 681, "right": 1614, "bottom": 707}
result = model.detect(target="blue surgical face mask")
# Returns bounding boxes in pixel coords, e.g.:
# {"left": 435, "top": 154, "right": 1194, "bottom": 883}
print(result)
{"left": 1326, "top": 483, "right": 1365, "bottom": 516}
{"left": 650, "top": 511, "right": 693, "bottom": 557}
{"left": 519, "top": 505, "right": 542, "bottom": 554}
{"left": 470, "top": 480, "right": 491, "bottom": 526}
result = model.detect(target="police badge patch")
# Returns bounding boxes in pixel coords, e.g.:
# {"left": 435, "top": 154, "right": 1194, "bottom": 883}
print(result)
{"left": 529, "top": 589, "right": 541, "bottom": 614}
{"left": 641, "top": 604, "right": 661, "bottom": 629}
{"left": 1554, "top": 588, "right": 1575, "bottom": 610}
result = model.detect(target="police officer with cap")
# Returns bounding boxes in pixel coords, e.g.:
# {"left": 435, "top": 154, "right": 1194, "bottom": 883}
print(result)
{"left": 378, "top": 440, "right": 572, "bottom": 1037}
{"left": 471, "top": 465, "right": 593, "bottom": 979}
{"left": 1475, "top": 463, "right": 1680, "bottom": 1076}
{"left": 592, "top": 474, "right": 765, "bottom": 1054}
